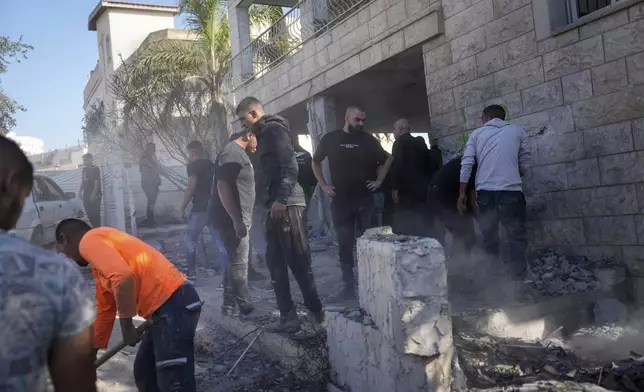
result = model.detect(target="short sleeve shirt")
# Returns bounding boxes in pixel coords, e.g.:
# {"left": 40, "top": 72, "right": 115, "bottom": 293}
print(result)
{"left": 0, "top": 233, "right": 95, "bottom": 392}
{"left": 187, "top": 159, "right": 215, "bottom": 212}
{"left": 312, "top": 130, "right": 388, "bottom": 199}
{"left": 213, "top": 142, "right": 256, "bottom": 227}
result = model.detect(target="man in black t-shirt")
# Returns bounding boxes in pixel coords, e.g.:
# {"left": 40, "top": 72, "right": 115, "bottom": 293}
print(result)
{"left": 312, "top": 106, "right": 393, "bottom": 300}
{"left": 213, "top": 130, "right": 257, "bottom": 316}
{"left": 427, "top": 156, "right": 478, "bottom": 259}
{"left": 181, "top": 140, "right": 223, "bottom": 282}
{"left": 79, "top": 153, "right": 101, "bottom": 227}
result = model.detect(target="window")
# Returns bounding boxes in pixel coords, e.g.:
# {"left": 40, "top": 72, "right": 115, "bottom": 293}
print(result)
{"left": 32, "top": 178, "right": 54, "bottom": 202}
{"left": 41, "top": 177, "right": 68, "bottom": 201}
{"left": 567, "top": 0, "right": 621, "bottom": 22}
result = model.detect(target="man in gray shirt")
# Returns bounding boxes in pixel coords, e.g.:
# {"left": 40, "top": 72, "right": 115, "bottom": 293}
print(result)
{"left": 459, "top": 105, "right": 530, "bottom": 278}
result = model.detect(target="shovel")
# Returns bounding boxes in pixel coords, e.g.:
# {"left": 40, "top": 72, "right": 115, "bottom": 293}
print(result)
{"left": 94, "top": 319, "right": 152, "bottom": 369}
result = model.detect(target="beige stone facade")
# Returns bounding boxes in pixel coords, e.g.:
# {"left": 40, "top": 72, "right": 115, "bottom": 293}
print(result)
{"left": 228, "top": 0, "right": 644, "bottom": 296}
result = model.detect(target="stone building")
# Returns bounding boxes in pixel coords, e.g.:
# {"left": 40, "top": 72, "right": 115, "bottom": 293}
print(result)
{"left": 226, "top": 0, "right": 644, "bottom": 297}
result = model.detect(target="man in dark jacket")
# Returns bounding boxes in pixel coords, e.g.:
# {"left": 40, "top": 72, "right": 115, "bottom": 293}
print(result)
{"left": 390, "top": 119, "right": 436, "bottom": 236}
{"left": 236, "top": 97, "right": 323, "bottom": 335}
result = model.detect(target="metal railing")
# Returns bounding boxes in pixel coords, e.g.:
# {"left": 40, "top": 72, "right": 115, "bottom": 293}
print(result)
{"left": 227, "top": 0, "right": 370, "bottom": 89}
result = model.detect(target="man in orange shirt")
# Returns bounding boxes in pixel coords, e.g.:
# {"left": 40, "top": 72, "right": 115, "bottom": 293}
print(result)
{"left": 55, "top": 219, "right": 202, "bottom": 392}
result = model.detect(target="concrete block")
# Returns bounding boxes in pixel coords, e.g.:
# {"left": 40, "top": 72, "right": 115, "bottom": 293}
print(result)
{"left": 357, "top": 234, "right": 447, "bottom": 336}
{"left": 548, "top": 105, "right": 575, "bottom": 134}
{"left": 634, "top": 118, "right": 644, "bottom": 150}
{"left": 395, "top": 298, "right": 452, "bottom": 356}
{"left": 604, "top": 19, "right": 644, "bottom": 62}
{"left": 566, "top": 158, "right": 601, "bottom": 189}
{"left": 543, "top": 35, "right": 604, "bottom": 80}
{"left": 359, "top": 41, "right": 384, "bottom": 71}
{"left": 450, "top": 27, "right": 487, "bottom": 62}
{"left": 368, "top": 11, "right": 388, "bottom": 39}
{"left": 382, "top": 30, "right": 405, "bottom": 59}
{"left": 626, "top": 52, "right": 644, "bottom": 85}
{"left": 570, "top": 246, "right": 623, "bottom": 263}
{"left": 584, "top": 216, "right": 638, "bottom": 246}
{"left": 637, "top": 215, "right": 644, "bottom": 245}
{"left": 476, "top": 44, "right": 505, "bottom": 76}
{"left": 463, "top": 102, "right": 486, "bottom": 130}
{"left": 403, "top": 11, "right": 443, "bottom": 48}
{"left": 429, "top": 89, "right": 456, "bottom": 116}
{"left": 494, "top": 57, "right": 544, "bottom": 95}
{"left": 406, "top": 0, "right": 434, "bottom": 16}
{"left": 512, "top": 110, "right": 550, "bottom": 137}
{"left": 426, "top": 57, "right": 477, "bottom": 95}
{"left": 369, "top": 0, "right": 389, "bottom": 17}
{"left": 562, "top": 70, "right": 593, "bottom": 104}
{"left": 599, "top": 151, "right": 644, "bottom": 185}
{"left": 579, "top": 9, "right": 629, "bottom": 39}
{"left": 342, "top": 55, "right": 360, "bottom": 79}
{"left": 521, "top": 79, "right": 563, "bottom": 114}
{"left": 445, "top": 0, "right": 494, "bottom": 39}
{"left": 573, "top": 86, "right": 644, "bottom": 129}
{"left": 504, "top": 31, "right": 538, "bottom": 67}
{"left": 288, "top": 64, "right": 302, "bottom": 85}
{"left": 430, "top": 109, "right": 463, "bottom": 138}
{"left": 563, "top": 185, "right": 639, "bottom": 218}
{"left": 453, "top": 75, "right": 496, "bottom": 108}
{"left": 583, "top": 121, "right": 634, "bottom": 157}
{"left": 537, "top": 28, "right": 579, "bottom": 55}
{"left": 386, "top": 1, "right": 408, "bottom": 29}
{"left": 592, "top": 59, "right": 629, "bottom": 96}
{"left": 485, "top": 4, "right": 534, "bottom": 47}
{"left": 542, "top": 219, "right": 586, "bottom": 246}
{"left": 486, "top": 91, "right": 523, "bottom": 118}
{"left": 314, "top": 47, "right": 329, "bottom": 69}
{"left": 331, "top": 13, "right": 359, "bottom": 43}
{"left": 441, "top": 0, "right": 471, "bottom": 18}
{"left": 538, "top": 132, "right": 585, "bottom": 164}
{"left": 532, "top": 163, "right": 568, "bottom": 192}
{"left": 630, "top": 3, "right": 644, "bottom": 21}
{"left": 423, "top": 43, "right": 452, "bottom": 75}
{"left": 324, "top": 64, "right": 345, "bottom": 88}
{"left": 492, "top": 0, "right": 531, "bottom": 18}
{"left": 637, "top": 182, "right": 644, "bottom": 213}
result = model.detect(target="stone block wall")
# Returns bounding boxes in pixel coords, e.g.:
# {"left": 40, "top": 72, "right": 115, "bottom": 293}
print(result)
{"left": 423, "top": 0, "right": 644, "bottom": 285}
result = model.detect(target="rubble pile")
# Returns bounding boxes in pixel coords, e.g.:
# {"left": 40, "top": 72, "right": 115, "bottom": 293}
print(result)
{"left": 525, "top": 250, "right": 618, "bottom": 296}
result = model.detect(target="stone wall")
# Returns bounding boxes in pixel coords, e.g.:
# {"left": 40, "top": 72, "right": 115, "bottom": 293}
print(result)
{"left": 423, "top": 0, "right": 644, "bottom": 295}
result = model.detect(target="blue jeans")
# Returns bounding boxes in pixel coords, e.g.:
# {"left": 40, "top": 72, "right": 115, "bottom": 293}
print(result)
{"left": 133, "top": 284, "right": 202, "bottom": 392}
{"left": 476, "top": 190, "right": 527, "bottom": 276}
{"left": 184, "top": 212, "right": 227, "bottom": 277}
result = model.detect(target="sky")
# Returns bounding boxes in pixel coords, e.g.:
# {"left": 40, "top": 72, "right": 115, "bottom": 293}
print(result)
{"left": 1, "top": 0, "right": 184, "bottom": 151}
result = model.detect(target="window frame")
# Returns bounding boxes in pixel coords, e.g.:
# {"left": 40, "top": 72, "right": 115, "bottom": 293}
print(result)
{"left": 567, "top": 0, "right": 621, "bottom": 23}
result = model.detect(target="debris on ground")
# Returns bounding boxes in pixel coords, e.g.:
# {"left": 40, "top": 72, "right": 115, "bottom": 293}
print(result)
{"left": 524, "top": 250, "right": 620, "bottom": 296}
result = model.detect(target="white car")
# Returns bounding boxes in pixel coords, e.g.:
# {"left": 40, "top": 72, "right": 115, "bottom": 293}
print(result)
{"left": 11, "top": 174, "right": 85, "bottom": 246}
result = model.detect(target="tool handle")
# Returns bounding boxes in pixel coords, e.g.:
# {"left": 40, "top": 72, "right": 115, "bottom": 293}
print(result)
{"left": 94, "top": 319, "right": 152, "bottom": 369}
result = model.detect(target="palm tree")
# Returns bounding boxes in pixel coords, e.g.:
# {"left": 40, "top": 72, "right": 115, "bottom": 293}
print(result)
{"left": 118, "top": 0, "right": 283, "bottom": 153}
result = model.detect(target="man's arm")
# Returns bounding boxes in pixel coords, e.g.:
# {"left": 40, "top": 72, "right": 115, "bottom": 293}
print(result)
{"left": 218, "top": 180, "right": 242, "bottom": 223}
{"left": 93, "top": 281, "right": 117, "bottom": 349}
{"left": 79, "top": 171, "right": 85, "bottom": 198}
{"left": 376, "top": 154, "right": 393, "bottom": 184}
{"left": 458, "top": 134, "right": 477, "bottom": 212}
{"left": 216, "top": 157, "right": 243, "bottom": 223}
{"left": 181, "top": 175, "right": 198, "bottom": 215}
{"left": 90, "top": 168, "right": 101, "bottom": 200}
{"left": 518, "top": 130, "right": 531, "bottom": 177}
{"left": 268, "top": 125, "right": 299, "bottom": 205}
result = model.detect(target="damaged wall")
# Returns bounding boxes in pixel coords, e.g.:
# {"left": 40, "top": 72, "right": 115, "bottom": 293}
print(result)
{"left": 327, "top": 228, "right": 454, "bottom": 392}
{"left": 422, "top": 0, "right": 644, "bottom": 299}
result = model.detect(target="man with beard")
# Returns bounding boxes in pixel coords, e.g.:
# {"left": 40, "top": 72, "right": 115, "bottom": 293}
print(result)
{"left": 236, "top": 97, "right": 323, "bottom": 335}
{"left": 0, "top": 135, "right": 96, "bottom": 392}
{"left": 212, "top": 130, "right": 258, "bottom": 316}
{"left": 312, "top": 106, "right": 393, "bottom": 300}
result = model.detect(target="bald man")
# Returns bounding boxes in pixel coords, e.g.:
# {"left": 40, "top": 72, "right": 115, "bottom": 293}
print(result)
{"left": 312, "top": 106, "right": 393, "bottom": 300}
{"left": 390, "top": 119, "right": 436, "bottom": 236}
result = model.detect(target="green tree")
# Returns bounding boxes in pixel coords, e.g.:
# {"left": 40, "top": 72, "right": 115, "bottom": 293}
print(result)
{"left": 0, "top": 36, "right": 33, "bottom": 135}
{"left": 117, "top": 0, "right": 282, "bottom": 153}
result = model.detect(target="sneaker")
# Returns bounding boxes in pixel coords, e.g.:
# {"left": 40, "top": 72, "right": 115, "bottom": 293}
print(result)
{"left": 265, "top": 309, "right": 301, "bottom": 334}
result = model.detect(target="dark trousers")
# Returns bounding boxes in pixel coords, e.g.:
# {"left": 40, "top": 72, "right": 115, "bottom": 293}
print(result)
{"left": 392, "top": 200, "right": 434, "bottom": 237}
{"left": 265, "top": 205, "right": 322, "bottom": 316}
{"left": 83, "top": 197, "right": 101, "bottom": 227}
{"left": 221, "top": 226, "right": 252, "bottom": 311}
{"left": 331, "top": 197, "right": 374, "bottom": 288}
{"left": 142, "top": 183, "right": 159, "bottom": 221}
{"left": 133, "top": 284, "right": 201, "bottom": 392}
{"left": 427, "top": 188, "right": 476, "bottom": 258}
{"left": 476, "top": 190, "right": 527, "bottom": 276}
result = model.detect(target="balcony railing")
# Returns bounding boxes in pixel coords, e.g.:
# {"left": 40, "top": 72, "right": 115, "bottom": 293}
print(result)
{"left": 227, "top": 0, "right": 370, "bottom": 89}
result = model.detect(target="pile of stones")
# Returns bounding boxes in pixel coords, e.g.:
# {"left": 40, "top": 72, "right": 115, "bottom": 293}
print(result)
{"left": 524, "top": 250, "right": 611, "bottom": 296}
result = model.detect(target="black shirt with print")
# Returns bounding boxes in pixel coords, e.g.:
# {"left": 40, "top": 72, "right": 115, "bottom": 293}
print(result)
{"left": 312, "top": 129, "right": 388, "bottom": 200}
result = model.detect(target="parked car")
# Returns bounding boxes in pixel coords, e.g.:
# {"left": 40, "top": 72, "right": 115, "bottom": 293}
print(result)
{"left": 10, "top": 174, "right": 85, "bottom": 246}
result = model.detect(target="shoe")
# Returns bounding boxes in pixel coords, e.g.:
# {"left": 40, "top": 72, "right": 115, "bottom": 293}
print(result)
{"left": 239, "top": 303, "right": 255, "bottom": 316}
{"left": 292, "top": 311, "right": 325, "bottom": 341}
{"left": 265, "top": 309, "right": 301, "bottom": 334}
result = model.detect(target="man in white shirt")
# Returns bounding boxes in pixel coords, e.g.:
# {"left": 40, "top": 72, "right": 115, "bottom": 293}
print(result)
{"left": 458, "top": 105, "right": 531, "bottom": 278}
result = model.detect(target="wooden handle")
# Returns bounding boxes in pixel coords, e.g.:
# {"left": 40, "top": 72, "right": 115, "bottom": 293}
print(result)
{"left": 94, "top": 319, "right": 152, "bottom": 369}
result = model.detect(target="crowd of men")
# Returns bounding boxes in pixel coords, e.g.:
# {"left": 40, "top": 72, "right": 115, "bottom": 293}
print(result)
{"left": 0, "top": 96, "right": 530, "bottom": 390}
